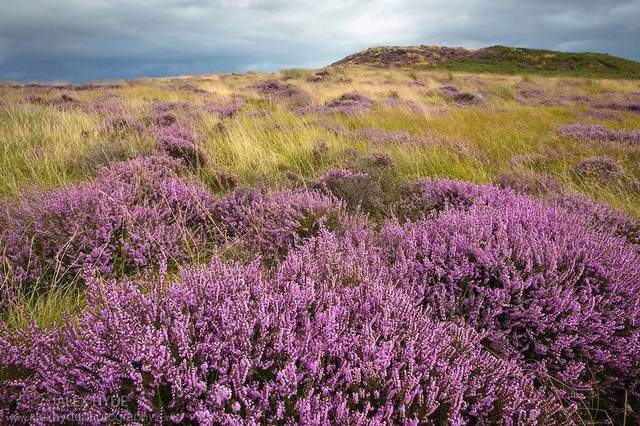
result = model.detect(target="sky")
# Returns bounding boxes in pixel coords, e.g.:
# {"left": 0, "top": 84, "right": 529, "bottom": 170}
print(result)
{"left": 0, "top": 0, "right": 639, "bottom": 83}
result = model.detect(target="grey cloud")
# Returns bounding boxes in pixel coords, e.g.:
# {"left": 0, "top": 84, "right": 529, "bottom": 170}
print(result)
{"left": 0, "top": 0, "right": 638, "bottom": 82}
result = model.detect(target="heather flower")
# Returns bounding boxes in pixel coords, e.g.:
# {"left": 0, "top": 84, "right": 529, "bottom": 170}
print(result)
{"left": 0, "top": 155, "right": 217, "bottom": 299}
{"left": 393, "top": 178, "right": 519, "bottom": 222}
{"left": 574, "top": 156, "right": 624, "bottom": 181}
{"left": 442, "top": 85, "right": 485, "bottom": 104}
{"left": 516, "top": 86, "right": 545, "bottom": 101}
{"left": 156, "top": 126, "right": 208, "bottom": 167}
{"left": 316, "top": 118, "right": 348, "bottom": 136}
{"left": 312, "top": 169, "right": 384, "bottom": 215}
{"left": 212, "top": 188, "right": 348, "bottom": 263}
{"left": 177, "top": 83, "right": 208, "bottom": 94}
{"left": 98, "top": 116, "right": 144, "bottom": 135}
{"left": 310, "top": 140, "right": 329, "bottom": 163}
{"left": 153, "top": 101, "right": 194, "bottom": 114}
{"left": 557, "top": 123, "right": 640, "bottom": 146}
{"left": 582, "top": 109, "right": 623, "bottom": 121}
{"left": 0, "top": 258, "right": 564, "bottom": 424}
{"left": 324, "top": 92, "right": 373, "bottom": 114}
{"left": 549, "top": 192, "right": 640, "bottom": 246}
{"left": 595, "top": 102, "right": 640, "bottom": 113}
{"left": 23, "top": 95, "right": 46, "bottom": 105}
{"left": 363, "top": 152, "right": 394, "bottom": 168}
{"left": 250, "top": 79, "right": 312, "bottom": 108}
{"left": 383, "top": 96, "right": 425, "bottom": 114}
{"left": 204, "top": 99, "right": 244, "bottom": 119}
{"left": 150, "top": 111, "right": 178, "bottom": 127}
{"left": 209, "top": 171, "right": 238, "bottom": 191}
{"left": 381, "top": 196, "right": 640, "bottom": 414}
{"left": 494, "top": 171, "right": 563, "bottom": 196}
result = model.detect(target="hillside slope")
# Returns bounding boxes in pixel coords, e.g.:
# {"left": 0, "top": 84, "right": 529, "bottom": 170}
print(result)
{"left": 332, "top": 45, "right": 640, "bottom": 79}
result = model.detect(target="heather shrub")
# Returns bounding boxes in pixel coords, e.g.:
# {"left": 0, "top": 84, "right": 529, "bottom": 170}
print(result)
{"left": 98, "top": 116, "right": 144, "bottom": 136}
{"left": 156, "top": 125, "right": 208, "bottom": 167}
{"left": 595, "top": 102, "right": 640, "bottom": 113}
{"left": 208, "top": 171, "right": 238, "bottom": 192}
{"left": 153, "top": 101, "right": 194, "bottom": 114}
{"left": 549, "top": 192, "right": 640, "bottom": 246}
{"left": 494, "top": 171, "right": 563, "bottom": 196}
{"left": 362, "top": 152, "right": 395, "bottom": 169}
{"left": 393, "top": 178, "right": 519, "bottom": 222}
{"left": 204, "top": 99, "right": 244, "bottom": 119}
{"left": 212, "top": 188, "right": 349, "bottom": 263}
{"left": 442, "top": 85, "right": 485, "bottom": 104}
{"left": 317, "top": 117, "right": 348, "bottom": 136}
{"left": 573, "top": 156, "right": 624, "bottom": 181}
{"left": 177, "top": 83, "right": 208, "bottom": 94}
{"left": 0, "top": 259, "right": 564, "bottom": 424}
{"left": 582, "top": 109, "right": 623, "bottom": 121}
{"left": 324, "top": 92, "right": 373, "bottom": 115}
{"left": 250, "top": 79, "right": 312, "bottom": 108}
{"left": 312, "top": 169, "right": 384, "bottom": 215}
{"left": 310, "top": 140, "right": 328, "bottom": 163}
{"left": 557, "top": 123, "right": 640, "bottom": 146}
{"left": 0, "top": 156, "right": 217, "bottom": 301}
{"left": 381, "top": 197, "right": 640, "bottom": 416}
{"left": 149, "top": 111, "right": 178, "bottom": 128}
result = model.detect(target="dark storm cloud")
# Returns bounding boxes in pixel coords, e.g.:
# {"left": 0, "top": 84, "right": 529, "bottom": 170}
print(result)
{"left": 0, "top": 0, "right": 638, "bottom": 82}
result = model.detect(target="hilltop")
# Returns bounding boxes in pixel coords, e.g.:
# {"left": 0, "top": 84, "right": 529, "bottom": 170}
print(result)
{"left": 332, "top": 45, "right": 640, "bottom": 79}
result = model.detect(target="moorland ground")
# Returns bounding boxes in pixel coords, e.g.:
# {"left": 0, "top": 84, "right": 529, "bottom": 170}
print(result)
{"left": 1, "top": 47, "right": 640, "bottom": 423}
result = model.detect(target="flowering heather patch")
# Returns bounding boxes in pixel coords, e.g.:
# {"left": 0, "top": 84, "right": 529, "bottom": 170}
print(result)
{"left": 494, "top": 171, "right": 563, "bottom": 196}
{"left": 177, "top": 83, "right": 208, "bottom": 94}
{"left": 0, "top": 156, "right": 217, "bottom": 299}
{"left": 284, "top": 92, "right": 372, "bottom": 118}
{"left": 212, "top": 188, "right": 349, "bottom": 263}
{"left": 250, "top": 79, "right": 312, "bottom": 108}
{"left": 394, "top": 178, "right": 519, "bottom": 222}
{"left": 325, "top": 92, "right": 374, "bottom": 114}
{"left": 204, "top": 98, "right": 244, "bottom": 119}
{"left": 23, "top": 95, "right": 46, "bottom": 105}
{"left": 381, "top": 196, "right": 640, "bottom": 413}
{"left": 152, "top": 101, "right": 194, "bottom": 114}
{"left": 595, "top": 102, "right": 640, "bottom": 113}
{"left": 209, "top": 171, "right": 238, "bottom": 191}
{"left": 383, "top": 96, "right": 425, "bottom": 114}
{"left": 310, "top": 140, "right": 329, "bottom": 163}
{"left": 98, "top": 116, "right": 144, "bottom": 136}
{"left": 550, "top": 192, "right": 640, "bottom": 246}
{"left": 516, "top": 85, "right": 545, "bottom": 102}
{"left": 557, "top": 123, "right": 640, "bottom": 146}
{"left": 582, "top": 109, "right": 623, "bottom": 121}
{"left": 574, "top": 155, "right": 624, "bottom": 181}
{"left": 0, "top": 258, "right": 564, "bottom": 424}
{"left": 312, "top": 169, "right": 384, "bottom": 214}
{"left": 441, "top": 85, "right": 485, "bottom": 104}
{"left": 150, "top": 111, "right": 178, "bottom": 127}
{"left": 317, "top": 117, "right": 348, "bottom": 136}
{"left": 156, "top": 125, "right": 208, "bottom": 167}
{"left": 364, "top": 152, "right": 395, "bottom": 168}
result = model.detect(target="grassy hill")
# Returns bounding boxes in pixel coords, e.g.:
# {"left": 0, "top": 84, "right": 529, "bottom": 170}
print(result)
{"left": 332, "top": 45, "right": 640, "bottom": 79}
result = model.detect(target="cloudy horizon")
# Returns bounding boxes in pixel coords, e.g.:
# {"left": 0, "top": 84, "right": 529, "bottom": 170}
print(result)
{"left": 1, "top": 0, "right": 639, "bottom": 83}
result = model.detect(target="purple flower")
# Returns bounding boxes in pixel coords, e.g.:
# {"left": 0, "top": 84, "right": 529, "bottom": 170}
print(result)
{"left": 0, "top": 256, "right": 563, "bottom": 423}
{"left": 156, "top": 126, "right": 208, "bottom": 167}
{"left": 557, "top": 123, "right": 640, "bottom": 146}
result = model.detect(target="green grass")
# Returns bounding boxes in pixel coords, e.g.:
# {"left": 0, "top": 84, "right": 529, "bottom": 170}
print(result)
{"left": 439, "top": 45, "right": 640, "bottom": 79}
